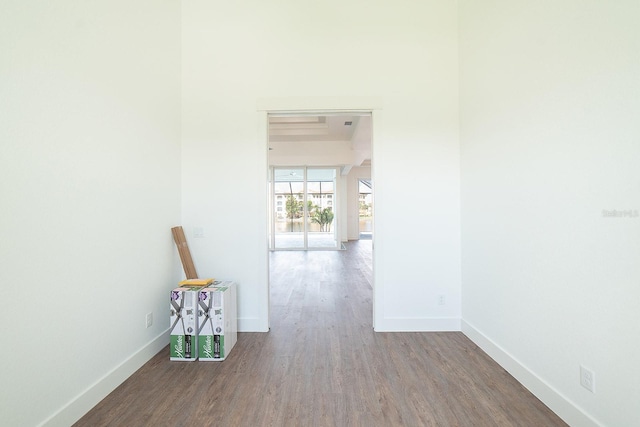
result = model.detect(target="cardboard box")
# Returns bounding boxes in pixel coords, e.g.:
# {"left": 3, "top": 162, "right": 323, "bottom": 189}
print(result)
{"left": 169, "top": 286, "right": 199, "bottom": 361}
{"left": 197, "top": 281, "right": 237, "bottom": 361}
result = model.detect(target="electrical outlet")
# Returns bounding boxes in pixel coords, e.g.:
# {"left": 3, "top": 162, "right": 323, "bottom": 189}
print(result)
{"left": 580, "top": 365, "right": 595, "bottom": 393}
{"left": 437, "top": 294, "right": 446, "bottom": 306}
{"left": 146, "top": 312, "right": 153, "bottom": 329}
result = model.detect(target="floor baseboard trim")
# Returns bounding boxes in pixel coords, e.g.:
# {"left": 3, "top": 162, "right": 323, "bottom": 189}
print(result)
{"left": 40, "top": 329, "right": 169, "bottom": 427}
{"left": 461, "top": 320, "right": 602, "bottom": 427}
{"left": 374, "top": 316, "right": 461, "bottom": 332}
{"left": 238, "top": 317, "right": 269, "bottom": 332}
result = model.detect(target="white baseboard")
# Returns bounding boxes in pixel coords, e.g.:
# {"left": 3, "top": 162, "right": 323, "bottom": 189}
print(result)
{"left": 39, "top": 330, "right": 169, "bottom": 427}
{"left": 461, "top": 320, "right": 601, "bottom": 427}
{"left": 374, "top": 316, "right": 461, "bottom": 332}
{"left": 238, "top": 317, "right": 269, "bottom": 332}
{"left": 39, "top": 318, "right": 600, "bottom": 426}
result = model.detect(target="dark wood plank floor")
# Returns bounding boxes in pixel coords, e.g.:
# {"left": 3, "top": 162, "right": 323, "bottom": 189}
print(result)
{"left": 75, "top": 240, "right": 566, "bottom": 426}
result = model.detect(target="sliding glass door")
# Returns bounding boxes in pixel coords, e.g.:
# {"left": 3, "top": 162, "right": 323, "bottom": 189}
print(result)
{"left": 273, "top": 168, "right": 305, "bottom": 249}
{"left": 306, "top": 168, "right": 337, "bottom": 249}
{"left": 271, "top": 167, "right": 338, "bottom": 250}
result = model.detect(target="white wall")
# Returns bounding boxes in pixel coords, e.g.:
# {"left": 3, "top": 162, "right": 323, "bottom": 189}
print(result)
{"left": 459, "top": 1, "right": 640, "bottom": 426}
{"left": 0, "top": 1, "right": 182, "bottom": 426}
{"left": 268, "top": 140, "right": 355, "bottom": 167}
{"left": 181, "top": 0, "right": 461, "bottom": 333}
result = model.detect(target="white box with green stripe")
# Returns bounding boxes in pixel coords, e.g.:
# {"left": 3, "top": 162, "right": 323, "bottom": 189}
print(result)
{"left": 197, "top": 281, "right": 237, "bottom": 361}
{"left": 169, "top": 286, "right": 199, "bottom": 361}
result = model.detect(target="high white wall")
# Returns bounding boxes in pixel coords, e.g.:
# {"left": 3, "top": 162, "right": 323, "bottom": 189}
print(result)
{"left": 0, "top": 1, "right": 182, "bottom": 426}
{"left": 181, "top": 0, "right": 461, "bottom": 332}
{"left": 459, "top": 1, "right": 640, "bottom": 426}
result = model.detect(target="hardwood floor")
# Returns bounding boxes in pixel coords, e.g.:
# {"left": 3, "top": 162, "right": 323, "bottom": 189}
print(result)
{"left": 75, "top": 240, "right": 566, "bottom": 426}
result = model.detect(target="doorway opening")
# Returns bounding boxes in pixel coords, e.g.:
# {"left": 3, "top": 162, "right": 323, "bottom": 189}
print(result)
{"left": 267, "top": 112, "right": 372, "bottom": 249}
{"left": 266, "top": 109, "right": 375, "bottom": 327}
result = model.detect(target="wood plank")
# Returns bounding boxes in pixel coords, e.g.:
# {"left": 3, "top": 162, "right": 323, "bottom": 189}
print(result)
{"left": 171, "top": 226, "right": 198, "bottom": 280}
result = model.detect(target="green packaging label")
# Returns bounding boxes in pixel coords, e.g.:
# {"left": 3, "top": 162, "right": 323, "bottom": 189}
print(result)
{"left": 171, "top": 334, "right": 193, "bottom": 359}
{"left": 171, "top": 335, "right": 184, "bottom": 358}
{"left": 200, "top": 334, "right": 214, "bottom": 359}
{"left": 200, "top": 335, "right": 224, "bottom": 359}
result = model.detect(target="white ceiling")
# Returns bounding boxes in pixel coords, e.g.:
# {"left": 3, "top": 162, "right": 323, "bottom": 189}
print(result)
{"left": 268, "top": 114, "right": 372, "bottom": 171}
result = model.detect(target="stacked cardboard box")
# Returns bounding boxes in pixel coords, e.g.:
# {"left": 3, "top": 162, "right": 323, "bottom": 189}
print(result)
{"left": 197, "top": 281, "right": 237, "bottom": 361}
{"left": 169, "top": 286, "right": 200, "bottom": 361}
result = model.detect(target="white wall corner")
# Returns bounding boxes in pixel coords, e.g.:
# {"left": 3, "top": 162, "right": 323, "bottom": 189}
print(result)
{"left": 461, "top": 320, "right": 603, "bottom": 427}
{"left": 40, "top": 330, "right": 170, "bottom": 427}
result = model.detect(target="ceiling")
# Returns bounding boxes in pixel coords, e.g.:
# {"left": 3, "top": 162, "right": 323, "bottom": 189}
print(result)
{"left": 268, "top": 114, "right": 372, "bottom": 172}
